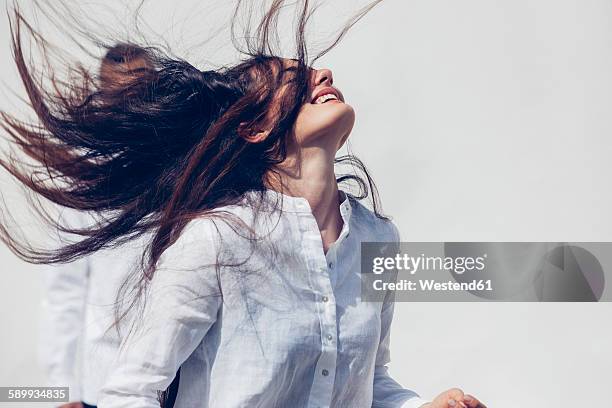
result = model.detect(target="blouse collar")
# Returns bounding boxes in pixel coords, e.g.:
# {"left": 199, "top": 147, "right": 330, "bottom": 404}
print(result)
{"left": 253, "top": 188, "right": 352, "bottom": 220}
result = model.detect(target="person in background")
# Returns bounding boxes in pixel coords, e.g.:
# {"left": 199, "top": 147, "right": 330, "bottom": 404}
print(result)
{"left": 38, "top": 44, "right": 153, "bottom": 408}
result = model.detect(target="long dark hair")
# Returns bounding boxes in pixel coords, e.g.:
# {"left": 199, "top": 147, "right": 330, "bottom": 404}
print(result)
{"left": 1, "top": 0, "right": 384, "bottom": 273}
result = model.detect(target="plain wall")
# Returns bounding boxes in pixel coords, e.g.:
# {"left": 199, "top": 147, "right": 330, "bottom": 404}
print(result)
{"left": 1, "top": 1, "right": 611, "bottom": 407}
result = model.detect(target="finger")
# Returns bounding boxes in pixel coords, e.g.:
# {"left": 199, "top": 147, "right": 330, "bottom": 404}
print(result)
{"left": 463, "top": 394, "right": 487, "bottom": 408}
{"left": 447, "top": 399, "right": 467, "bottom": 408}
{"left": 462, "top": 395, "right": 478, "bottom": 408}
{"left": 445, "top": 388, "right": 467, "bottom": 408}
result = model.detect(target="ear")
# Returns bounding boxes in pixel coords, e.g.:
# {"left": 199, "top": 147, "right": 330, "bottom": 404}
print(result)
{"left": 237, "top": 122, "right": 271, "bottom": 143}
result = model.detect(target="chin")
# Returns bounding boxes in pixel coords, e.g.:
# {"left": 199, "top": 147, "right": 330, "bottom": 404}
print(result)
{"left": 332, "top": 103, "right": 356, "bottom": 139}
{"left": 294, "top": 102, "right": 356, "bottom": 147}
{"left": 319, "top": 103, "right": 355, "bottom": 134}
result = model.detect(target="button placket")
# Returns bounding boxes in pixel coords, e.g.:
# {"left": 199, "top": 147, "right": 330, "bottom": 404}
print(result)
{"left": 295, "top": 198, "right": 343, "bottom": 408}
{"left": 308, "top": 234, "right": 338, "bottom": 408}
{"left": 308, "top": 289, "right": 337, "bottom": 408}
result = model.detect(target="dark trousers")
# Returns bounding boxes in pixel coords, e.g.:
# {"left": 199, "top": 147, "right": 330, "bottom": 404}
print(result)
{"left": 83, "top": 403, "right": 97, "bottom": 408}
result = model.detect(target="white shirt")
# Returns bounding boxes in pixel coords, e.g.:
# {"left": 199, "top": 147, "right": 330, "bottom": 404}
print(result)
{"left": 98, "top": 189, "right": 429, "bottom": 408}
{"left": 39, "top": 211, "right": 146, "bottom": 405}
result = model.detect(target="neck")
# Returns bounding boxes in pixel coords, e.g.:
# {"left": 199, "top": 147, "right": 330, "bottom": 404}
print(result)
{"left": 266, "top": 147, "right": 343, "bottom": 251}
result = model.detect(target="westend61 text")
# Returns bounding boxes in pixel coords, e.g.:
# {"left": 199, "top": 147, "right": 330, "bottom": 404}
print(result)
{"left": 373, "top": 279, "right": 493, "bottom": 292}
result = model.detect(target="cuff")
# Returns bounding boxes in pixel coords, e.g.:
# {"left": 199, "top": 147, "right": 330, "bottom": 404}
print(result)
{"left": 401, "top": 397, "right": 431, "bottom": 408}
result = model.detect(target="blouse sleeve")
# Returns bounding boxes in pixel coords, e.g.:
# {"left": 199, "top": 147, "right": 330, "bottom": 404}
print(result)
{"left": 371, "top": 220, "right": 430, "bottom": 408}
{"left": 371, "top": 300, "right": 429, "bottom": 408}
{"left": 98, "top": 219, "right": 222, "bottom": 408}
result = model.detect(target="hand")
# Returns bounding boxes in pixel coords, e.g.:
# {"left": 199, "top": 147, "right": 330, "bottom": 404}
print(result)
{"left": 423, "top": 388, "right": 487, "bottom": 408}
{"left": 58, "top": 402, "right": 83, "bottom": 408}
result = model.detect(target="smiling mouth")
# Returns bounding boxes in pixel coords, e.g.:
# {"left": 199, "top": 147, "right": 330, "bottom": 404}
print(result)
{"left": 313, "top": 93, "right": 340, "bottom": 104}
{"left": 311, "top": 87, "right": 343, "bottom": 104}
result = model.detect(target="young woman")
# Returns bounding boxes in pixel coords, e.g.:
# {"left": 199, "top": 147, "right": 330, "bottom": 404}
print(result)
{"left": 0, "top": 2, "right": 485, "bottom": 408}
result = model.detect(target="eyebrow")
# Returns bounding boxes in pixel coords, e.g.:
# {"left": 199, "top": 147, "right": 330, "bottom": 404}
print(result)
{"left": 282, "top": 65, "right": 315, "bottom": 75}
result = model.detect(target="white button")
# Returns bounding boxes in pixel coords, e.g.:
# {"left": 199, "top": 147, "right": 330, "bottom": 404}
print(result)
{"left": 322, "top": 296, "right": 329, "bottom": 303}
{"left": 326, "top": 334, "right": 333, "bottom": 341}
{"left": 328, "top": 262, "right": 334, "bottom": 268}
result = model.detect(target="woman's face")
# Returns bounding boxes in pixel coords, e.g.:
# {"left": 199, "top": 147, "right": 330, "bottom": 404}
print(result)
{"left": 244, "top": 58, "right": 355, "bottom": 154}
{"left": 292, "top": 65, "right": 355, "bottom": 152}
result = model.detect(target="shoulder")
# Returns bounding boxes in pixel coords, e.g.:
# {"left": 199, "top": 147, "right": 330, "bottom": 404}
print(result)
{"left": 163, "top": 201, "right": 256, "bottom": 256}
{"left": 155, "top": 201, "right": 262, "bottom": 277}
{"left": 347, "top": 195, "right": 400, "bottom": 243}
{"left": 157, "top": 217, "right": 221, "bottom": 266}
{"left": 176, "top": 217, "right": 220, "bottom": 243}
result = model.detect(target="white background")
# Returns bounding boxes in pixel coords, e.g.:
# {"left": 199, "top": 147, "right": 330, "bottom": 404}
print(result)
{"left": 1, "top": 1, "right": 611, "bottom": 407}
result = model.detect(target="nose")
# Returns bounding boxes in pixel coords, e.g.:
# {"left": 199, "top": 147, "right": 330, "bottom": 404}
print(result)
{"left": 314, "top": 68, "right": 333, "bottom": 87}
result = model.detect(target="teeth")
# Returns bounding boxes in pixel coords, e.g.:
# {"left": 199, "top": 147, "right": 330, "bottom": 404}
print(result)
{"left": 314, "top": 93, "right": 339, "bottom": 104}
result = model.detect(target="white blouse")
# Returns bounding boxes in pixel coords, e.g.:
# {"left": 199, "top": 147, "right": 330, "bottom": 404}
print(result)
{"left": 98, "top": 189, "right": 428, "bottom": 408}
